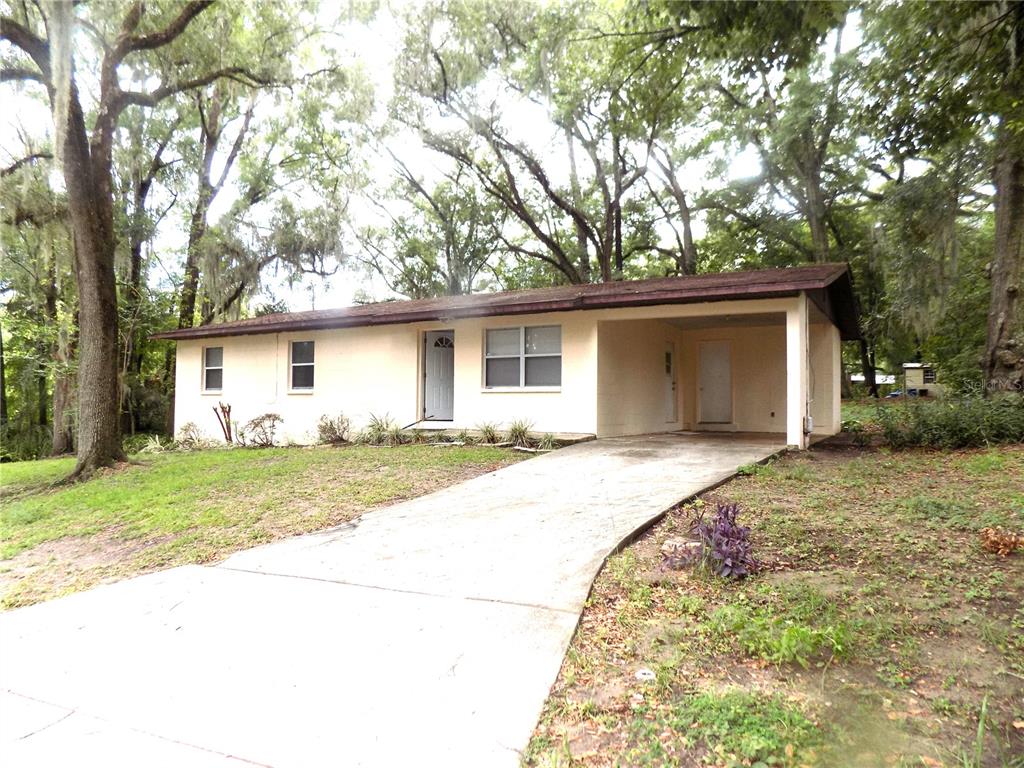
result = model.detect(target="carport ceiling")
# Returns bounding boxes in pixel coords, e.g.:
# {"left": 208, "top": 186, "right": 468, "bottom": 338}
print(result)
{"left": 662, "top": 312, "right": 784, "bottom": 330}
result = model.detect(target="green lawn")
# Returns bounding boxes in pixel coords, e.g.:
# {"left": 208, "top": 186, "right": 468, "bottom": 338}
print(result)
{"left": 0, "top": 444, "right": 522, "bottom": 609}
{"left": 527, "top": 445, "right": 1024, "bottom": 767}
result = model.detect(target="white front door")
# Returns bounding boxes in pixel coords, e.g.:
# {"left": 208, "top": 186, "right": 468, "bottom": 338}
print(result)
{"left": 424, "top": 331, "right": 454, "bottom": 421}
{"left": 698, "top": 340, "right": 732, "bottom": 424}
{"left": 664, "top": 342, "right": 677, "bottom": 423}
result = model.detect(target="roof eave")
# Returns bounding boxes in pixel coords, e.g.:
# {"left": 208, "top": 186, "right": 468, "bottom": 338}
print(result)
{"left": 150, "top": 286, "right": 820, "bottom": 341}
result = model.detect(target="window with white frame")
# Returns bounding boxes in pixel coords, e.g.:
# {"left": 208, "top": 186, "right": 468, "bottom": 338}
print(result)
{"left": 290, "top": 340, "right": 315, "bottom": 390}
{"left": 203, "top": 346, "right": 223, "bottom": 391}
{"left": 484, "top": 325, "right": 561, "bottom": 388}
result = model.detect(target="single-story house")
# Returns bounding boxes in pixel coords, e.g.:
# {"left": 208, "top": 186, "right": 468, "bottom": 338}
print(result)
{"left": 153, "top": 264, "right": 860, "bottom": 449}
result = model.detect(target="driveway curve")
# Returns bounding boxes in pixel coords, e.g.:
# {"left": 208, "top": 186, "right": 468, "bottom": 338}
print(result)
{"left": 1, "top": 434, "right": 782, "bottom": 768}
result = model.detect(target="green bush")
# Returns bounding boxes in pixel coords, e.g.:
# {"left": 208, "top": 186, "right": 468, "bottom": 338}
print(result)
{"left": 0, "top": 424, "right": 52, "bottom": 461}
{"left": 876, "top": 395, "right": 1024, "bottom": 449}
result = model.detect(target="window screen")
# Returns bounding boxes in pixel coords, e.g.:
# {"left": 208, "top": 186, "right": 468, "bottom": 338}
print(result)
{"left": 203, "top": 347, "right": 223, "bottom": 391}
{"left": 484, "top": 326, "right": 561, "bottom": 387}
{"left": 291, "top": 341, "right": 315, "bottom": 389}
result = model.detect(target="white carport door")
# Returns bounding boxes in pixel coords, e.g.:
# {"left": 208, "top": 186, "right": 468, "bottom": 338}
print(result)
{"left": 698, "top": 340, "right": 732, "bottom": 424}
{"left": 424, "top": 331, "right": 455, "bottom": 421}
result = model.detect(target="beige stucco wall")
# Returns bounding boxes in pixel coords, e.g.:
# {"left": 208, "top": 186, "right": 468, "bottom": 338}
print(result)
{"left": 433, "top": 311, "right": 599, "bottom": 434}
{"left": 174, "top": 324, "right": 421, "bottom": 444}
{"left": 677, "top": 323, "right": 788, "bottom": 433}
{"left": 172, "top": 295, "right": 844, "bottom": 444}
{"left": 173, "top": 310, "right": 600, "bottom": 442}
{"left": 809, "top": 320, "right": 841, "bottom": 435}
{"left": 596, "top": 319, "right": 685, "bottom": 437}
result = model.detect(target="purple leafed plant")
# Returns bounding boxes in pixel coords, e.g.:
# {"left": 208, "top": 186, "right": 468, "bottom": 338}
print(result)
{"left": 692, "top": 502, "right": 758, "bottom": 579}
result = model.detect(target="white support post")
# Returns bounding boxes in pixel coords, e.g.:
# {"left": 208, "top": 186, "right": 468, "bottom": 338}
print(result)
{"left": 786, "top": 294, "right": 809, "bottom": 449}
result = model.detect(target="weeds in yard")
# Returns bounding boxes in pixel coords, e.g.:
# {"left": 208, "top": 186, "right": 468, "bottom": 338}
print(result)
{"left": 236, "top": 414, "right": 283, "bottom": 448}
{"left": 355, "top": 414, "right": 410, "bottom": 446}
{"left": 137, "top": 435, "right": 172, "bottom": 454}
{"left": 316, "top": 413, "right": 351, "bottom": 445}
{"left": 709, "top": 599, "right": 852, "bottom": 668}
{"left": 537, "top": 433, "right": 556, "bottom": 450}
{"left": 956, "top": 697, "right": 989, "bottom": 768}
{"left": 736, "top": 461, "right": 772, "bottom": 477}
{"left": 669, "top": 690, "right": 821, "bottom": 766}
{"left": 507, "top": 419, "right": 533, "bottom": 447}
{"left": 176, "top": 421, "right": 213, "bottom": 450}
{"left": 476, "top": 422, "right": 500, "bottom": 444}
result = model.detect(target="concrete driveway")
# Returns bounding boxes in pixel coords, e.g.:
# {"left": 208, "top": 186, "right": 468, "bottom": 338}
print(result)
{"left": 0, "top": 434, "right": 782, "bottom": 767}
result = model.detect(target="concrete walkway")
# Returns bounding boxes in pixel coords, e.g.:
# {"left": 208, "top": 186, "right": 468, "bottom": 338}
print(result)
{"left": 0, "top": 434, "right": 782, "bottom": 768}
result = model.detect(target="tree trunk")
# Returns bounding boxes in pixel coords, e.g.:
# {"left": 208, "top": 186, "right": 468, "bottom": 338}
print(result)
{"left": 564, "top": 126, "right": 590, "bottom": 283}
{"left": 804, "top": 164, "right": 830, "bottom": 263}
{"left": 63, "top": 89, "right": 124, "bottom": 478}
{"left": 36, "top": 368, "right": 48, "bottom": 426}
{"left": 124, "top": 187, "right": 147, "bottom": 374}
{"left": 858, "top": 337, "right": 879, "bottom": 398}
{"left": 0, "top": 324, "right": 7, "bottom": 427}
{"left": 612, "top": 126, "right": 624, "bottom": 279}
{"left": 38, "top": 238, "right": 59, "bottom": 429}
{"left": 51, "top": 366, "right": 74, "bottom": 455}
{"left": 983, "top": 117, "right": 1024, "bottom": 394}
{"left": 678, "top": 193, "right": 697, "bottom": 275}
{"left": 654, "top": 149, "right": 698, "bottom": 275}
{"left": 178, "top": 186, "right": 211, "bottom": 330}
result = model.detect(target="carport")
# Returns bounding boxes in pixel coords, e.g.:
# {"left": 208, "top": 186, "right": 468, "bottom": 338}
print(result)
{"left": 594, "top": 289, "right": 854, "bottom": 448}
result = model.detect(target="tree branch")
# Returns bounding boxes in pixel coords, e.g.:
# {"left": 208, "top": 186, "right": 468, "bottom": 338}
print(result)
{"left": 2, "top": 151, "right": 52, "bottom": 176}
{"left": 0, "top": 16, "right": 51, "bottom": 76}
{"left": 114, "top": 1, "right": 214, "bottom": 61}
{"left": 118, "top": 67, "right": 269, "bottom": 109}
{"left": 0, "top": 65, "right": 47, "bottom": 85}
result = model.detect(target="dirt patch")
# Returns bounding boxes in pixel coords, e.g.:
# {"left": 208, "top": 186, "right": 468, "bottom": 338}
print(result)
{"left": 0, "top": 529, "right": 173, "bottom": 607}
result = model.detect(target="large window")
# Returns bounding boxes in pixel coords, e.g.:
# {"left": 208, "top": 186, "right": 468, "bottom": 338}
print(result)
{"left": 203, "top": 347, "right": 223, "bottom": 391}
{"left": 484, "top": 326, "right": 561, "bottom": 388}
{"left": 290, "top": 340, "right": 315, "bottom": 390}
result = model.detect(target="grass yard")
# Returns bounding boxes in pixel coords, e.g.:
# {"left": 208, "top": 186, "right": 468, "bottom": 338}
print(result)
{"left": 0, "top": 444, "right": 522, "bottom": 609}
{"left": 526, "top": 445, "right": 1024, "bottom": 768}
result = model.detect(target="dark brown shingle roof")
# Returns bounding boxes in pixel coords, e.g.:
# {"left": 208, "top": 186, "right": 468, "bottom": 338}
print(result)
{"left": 153, "top": 263, "right": 860, "bottom": 341}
